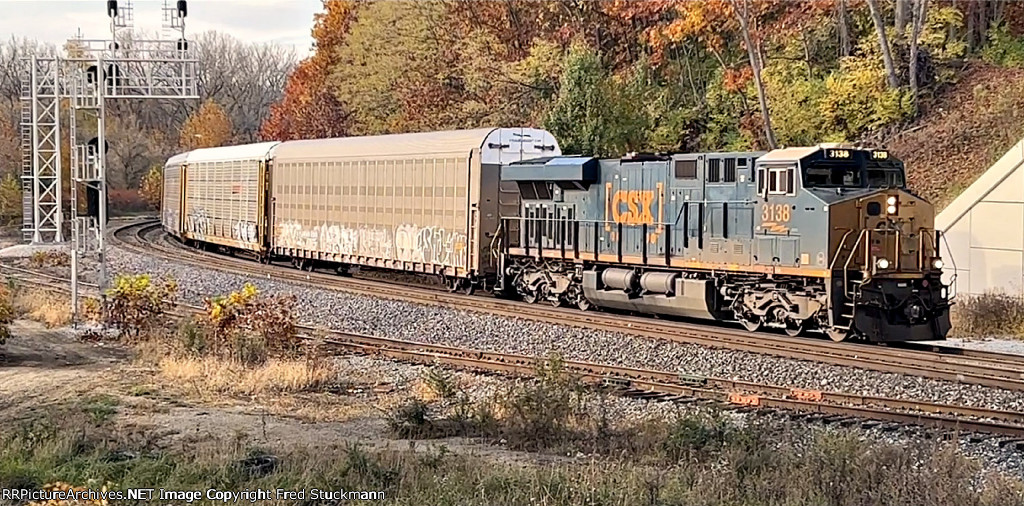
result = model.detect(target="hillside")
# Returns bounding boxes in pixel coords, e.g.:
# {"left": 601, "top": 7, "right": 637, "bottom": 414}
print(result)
{"left": 889, "top": 64, "right": 1024, "bottom": 210}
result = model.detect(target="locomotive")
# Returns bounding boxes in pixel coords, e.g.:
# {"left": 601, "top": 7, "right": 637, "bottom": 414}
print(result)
{"left": 162, "top": 128, "right": 952, "bottom": 342}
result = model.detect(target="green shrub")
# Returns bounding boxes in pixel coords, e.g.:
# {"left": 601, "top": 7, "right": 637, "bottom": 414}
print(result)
{"left": 819, "top": 53, "right": 915, "bottom": 141}
{"left": 982, "top": 22, "right": 1024, "bottom": 68}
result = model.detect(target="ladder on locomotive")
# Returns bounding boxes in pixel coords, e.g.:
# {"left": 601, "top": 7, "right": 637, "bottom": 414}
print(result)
{"left": 829, "top": 229, "right": 872, "bottom": 331}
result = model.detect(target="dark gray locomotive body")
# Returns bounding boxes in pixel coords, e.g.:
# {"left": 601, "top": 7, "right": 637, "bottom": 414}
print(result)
{"left": 497, "top": 145, "right": 952, "bottom": 342}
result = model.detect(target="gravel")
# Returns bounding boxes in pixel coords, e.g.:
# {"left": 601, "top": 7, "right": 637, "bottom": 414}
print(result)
{"left": 109, "top": 244, "right": 1024, "bottom": 415}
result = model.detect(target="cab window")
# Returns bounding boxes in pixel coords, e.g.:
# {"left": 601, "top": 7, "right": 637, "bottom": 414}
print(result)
{"left": 766, "top": 165, "right": 795, "bottom": 195}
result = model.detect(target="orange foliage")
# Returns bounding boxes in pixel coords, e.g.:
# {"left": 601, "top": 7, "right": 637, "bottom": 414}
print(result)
{"left": 180, "top": 99, "right": 233, "bottom": 150}
{"left": 723, "top": 66, "right": 753, "bottom": 92}
{"left": 260, "top": 0, "right": 357, "bottom": 141}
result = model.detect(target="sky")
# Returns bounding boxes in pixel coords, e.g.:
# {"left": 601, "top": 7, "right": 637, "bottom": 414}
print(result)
{"left": 0, "top": 0, "right": 322, "bottom": 53}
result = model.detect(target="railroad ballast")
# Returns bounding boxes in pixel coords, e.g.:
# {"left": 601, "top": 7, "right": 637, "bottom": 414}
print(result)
{"left": 161, "top": 128, "right": 952, "bottom": 343}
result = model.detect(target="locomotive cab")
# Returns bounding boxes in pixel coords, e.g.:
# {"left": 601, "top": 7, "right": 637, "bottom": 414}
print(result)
{"left": 754, "top": 145, "right": 952, "bottom": 341}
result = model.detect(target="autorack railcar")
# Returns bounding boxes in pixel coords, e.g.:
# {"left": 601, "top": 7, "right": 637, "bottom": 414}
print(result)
{"left": 161, "top": 128, "right": 560, "bottom": 291}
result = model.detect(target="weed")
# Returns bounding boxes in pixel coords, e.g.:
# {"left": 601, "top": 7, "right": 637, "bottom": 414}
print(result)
{"left": 387, "top": 399, "right": 433, "bottom": 438}
{"left": 157, "top": 355, "right": 337, "bottom": 397}
{"left": 0, "top": 283, "right": 13, "bottom": 345}
{"left": 12, "top": 287, "right": 71, "bottom": 327}
{"left": 104, "top": 274, "right": 177, "bottom": 338}
{"left": 198, "top": 283, "right": 298, "bottom": 365}
{"left": 950, "top": 292, "right": 1024, "bottom": 338}
{"left": 1, "top": 408, "right": 1022, "bottom": 506}
{"left": 28, "top": 250, "right": 70, "bottom": 269}
{"left": 422, "top": 367, "right": 458, "bottom": 399}
{"left": 78, "top": 395, "right": 119, "bottom": 424}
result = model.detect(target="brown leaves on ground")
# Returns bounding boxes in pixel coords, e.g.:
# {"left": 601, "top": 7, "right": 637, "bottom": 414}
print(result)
{"left": 888, "top": 64, "right": 1024, "bottom": 210}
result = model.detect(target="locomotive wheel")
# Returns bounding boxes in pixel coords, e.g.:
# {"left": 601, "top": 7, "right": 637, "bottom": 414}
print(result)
{"left": 521, "top": 290, "right": 538, "bottom": 304}
{"left": 736, "top": 313, "right": 762, "bottom": 332}
{"left": 576, "top": 296, "right": 592, "bottom": 311}
{"left": 826, "top": 327, "right": 850, "bottom": 342}
{"left": 784, "top": 319, "right": 805, "bottom": 337}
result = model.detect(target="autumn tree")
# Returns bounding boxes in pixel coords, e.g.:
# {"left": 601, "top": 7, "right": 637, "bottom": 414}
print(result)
{"left": 866, "top": 0, "right": 901, "bottom": 88}
{"left": 193, "top": 32, "right": 297, "bottom": 141}
{"left": 180, "top": 99, "right": 233, "bottom": 150}
{"left": 729, "top": 0, "right": 777, "bottom": 149}
{"left": 139, "top": 165, "right": 162, "bottom": 210}
{"left": 260, "top": 0, "right": 356, "bottom": 140}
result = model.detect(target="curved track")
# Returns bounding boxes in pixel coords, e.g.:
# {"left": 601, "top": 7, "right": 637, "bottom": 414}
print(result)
{"left": 114, "top": 220, "right": 1024, "bottom": 392}
{"left": 5, "top": 257, "right": 1024, "bottom": 440}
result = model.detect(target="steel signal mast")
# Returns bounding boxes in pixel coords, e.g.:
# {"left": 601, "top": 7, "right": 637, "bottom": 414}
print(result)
{"left": 20, "top": 0, "right": 198, "bottom": 320}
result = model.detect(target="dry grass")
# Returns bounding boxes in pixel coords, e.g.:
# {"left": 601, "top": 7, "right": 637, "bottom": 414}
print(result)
{"left": 13, "top": 288, "right": 71, "bottom": 328}
{"left": 950, "top": 292, "right": 1024, "bottom": 339}
{"left": 158, "top": 355, "right": 338, "bottom": 397}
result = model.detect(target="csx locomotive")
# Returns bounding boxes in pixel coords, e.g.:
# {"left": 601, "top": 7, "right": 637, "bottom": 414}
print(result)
{"left": 162, "top": 128, "right": 952, "bottom": 342}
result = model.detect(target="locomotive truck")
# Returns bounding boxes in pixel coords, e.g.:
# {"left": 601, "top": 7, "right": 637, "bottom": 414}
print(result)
{"left": 162, "top": 128, "right": 952, "bottom": 342}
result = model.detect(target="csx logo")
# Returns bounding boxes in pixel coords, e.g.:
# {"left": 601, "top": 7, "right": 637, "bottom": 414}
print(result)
{"left": 611, "top": 190, "right": 656, "bottom": 225}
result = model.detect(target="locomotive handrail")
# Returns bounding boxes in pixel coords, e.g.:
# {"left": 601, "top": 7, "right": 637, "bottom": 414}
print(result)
{"left": 829, "top": 229, "right": 855, "bottom": 271}
{"left": 939, "top": 231, "right": 959, "bottom": 301}
{"left": 842, "top": 229, "right": 869, "bottom": 298}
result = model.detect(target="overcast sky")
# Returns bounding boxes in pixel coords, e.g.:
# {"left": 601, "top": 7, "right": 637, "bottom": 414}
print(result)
{"left": 0, "top": 0, "right": 321, "bottom": 53}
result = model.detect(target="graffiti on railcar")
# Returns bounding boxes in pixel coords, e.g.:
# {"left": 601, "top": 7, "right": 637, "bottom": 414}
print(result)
{"left": 274, "top": 220, "right": 467, "bottom": 268}
{"left": 162, "top": 209, "right": 179, "bottom": 231}
{"left": 359, "top": 228, "right": 394, "bottom": 259}
{"left": 395, "top": 224, "right": 422, "bottom": 262}
{"left": 185, "top": 208, "right": 211, "bottom": 240}
{"left": 317, "top": 223, "right": 358, "bottom": 255}
{"left": 232, "top": 220, "right": 259, "bottom": 244}
{"left": 277, "top": 221, "right": 318, "bottom": 250}
{"left": 394, "top": 224, "right": 468, "bottom": 268}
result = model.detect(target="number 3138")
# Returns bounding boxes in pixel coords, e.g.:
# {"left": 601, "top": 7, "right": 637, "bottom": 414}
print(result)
{"left": 762, "top": 203, "right": 791, "bottom": 222}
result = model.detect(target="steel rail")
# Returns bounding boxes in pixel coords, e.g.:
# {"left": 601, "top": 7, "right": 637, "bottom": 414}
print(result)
{"left": 5, "top": 266, "right": 1024, "bottom": 439}
{"left": 110, "top": 220, "right": 1024, "bottom": 392}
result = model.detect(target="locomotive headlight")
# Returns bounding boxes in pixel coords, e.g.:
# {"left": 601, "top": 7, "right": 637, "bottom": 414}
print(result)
{"left": 886, "top": 196, "right": 897, "bottom": 206}
{"left": 932, "top": 258, "right": 944, "bottom": 270}
{"left": 876, "top": 258, "right": 890, "bottom": 269}
{"left": 886, "top": 204, "right": 897, "bottom": 214}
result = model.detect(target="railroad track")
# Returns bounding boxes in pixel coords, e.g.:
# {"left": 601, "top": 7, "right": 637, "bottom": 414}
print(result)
{"left": 111, "top": 220, "right": 1024, "bottom": 393}
{"left": 4, "top": 264, "right": 1024, "bottom": 441}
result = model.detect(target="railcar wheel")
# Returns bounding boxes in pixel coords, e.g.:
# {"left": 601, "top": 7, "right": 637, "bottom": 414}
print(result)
{"left": 736, "top": 313, "right": 762, "bottom": 332}
{"left": 462, "top": 280, "right": 475, "bottom": 296}
{"left": 444, "top": 277, "right": 459, "bottom": 293}
{"left": 576, "top": 297, "right": 592, "bottom": 311}
{"left": 784, "top": 319, "right": 805, "bottom": 337}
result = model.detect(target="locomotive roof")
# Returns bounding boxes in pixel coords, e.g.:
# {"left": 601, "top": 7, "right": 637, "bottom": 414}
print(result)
{"left": 757, "top": 146, "right": 822, "bottom": 162}
{"left": 271, "top": 128, "right": 560, "bottom": 164}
